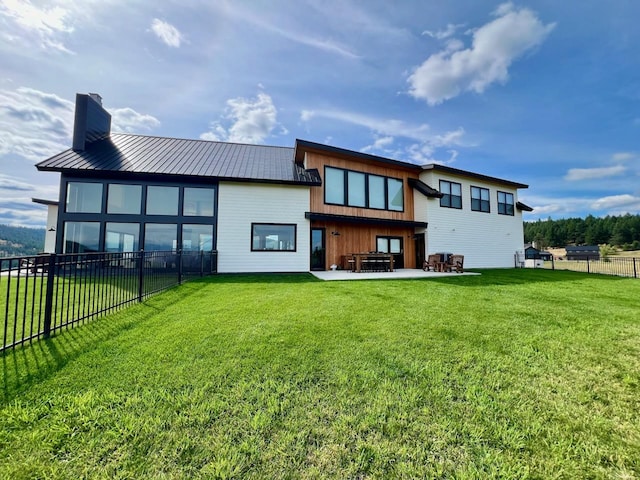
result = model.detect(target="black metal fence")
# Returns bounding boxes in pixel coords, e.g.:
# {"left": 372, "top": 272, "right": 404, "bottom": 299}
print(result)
{"left": 545, "top": 256, "right": 638, "bottom": 278}
{"left": 1, "top": 250, "right": 217, "bottom": 353}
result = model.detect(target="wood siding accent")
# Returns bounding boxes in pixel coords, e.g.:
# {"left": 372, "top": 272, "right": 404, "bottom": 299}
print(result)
{"left": 313, "top": 222, "right": 417, "bottom": 270}
{"left": 306, "top": 152, "right": 419, "bottom": 221}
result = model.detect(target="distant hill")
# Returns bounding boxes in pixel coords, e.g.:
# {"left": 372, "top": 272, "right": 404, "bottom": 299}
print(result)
{"left": 0, "top": 224, "right": 46, "bottom": 257}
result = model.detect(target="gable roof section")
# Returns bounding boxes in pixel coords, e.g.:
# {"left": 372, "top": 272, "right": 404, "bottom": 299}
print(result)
{"left": 408, "top": 178, "right": 443, "bottom": 198}
{"left": 36, "top": 133, "right": 321, "bottom": 186}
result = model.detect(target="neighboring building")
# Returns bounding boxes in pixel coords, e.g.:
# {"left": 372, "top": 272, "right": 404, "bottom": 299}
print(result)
{"left": 565, "top": 245, "right": 600, "bottom": 261}
{"left": 524, "top": 245, "right": 553, "bottom": 261}
{"left": 35, "top": 93, "right": 533, "bottom": 272}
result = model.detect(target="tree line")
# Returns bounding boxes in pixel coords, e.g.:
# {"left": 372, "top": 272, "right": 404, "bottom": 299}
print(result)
{"left": 0, "top": 224, "right": 46, "bottom": 257}
{"left": 524, "top": 214, "right": 640, "bottom": 250}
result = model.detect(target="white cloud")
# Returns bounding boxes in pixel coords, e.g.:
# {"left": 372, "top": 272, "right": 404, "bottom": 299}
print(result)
{"left": 408, "top": 3, "right": 555, "bottom": 105}
{"left": 591, "top": 194, "right": 640, "bottom": 212}
{"left": 361, "top": 136, "right": 394, "bottom": 153}
{"left": 0, "top": 87, "right": 74, "bottom": 162}
{"left": 611, "top": 152, "right": 636, "bottom": 162}
{"left": 150, "top": 18, "right": 184, "bottom": 48}
{"left": 0, "top": 0, "right": 74, "bottom": 53}
{"left": 564, "top": 165, "right": 626, "bottom": 181}
{"left": 200, "top": 92, "right": 280, "bottom": 144}
{"left": 423, "top": 23, "right": 465, "bottom": 40}
{"left": 111, "top": 108, "right": 161, "bottom": 133}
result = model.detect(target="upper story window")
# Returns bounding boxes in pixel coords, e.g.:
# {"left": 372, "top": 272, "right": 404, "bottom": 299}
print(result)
{"left": 107, "top": 184, "right": 142, "bottom": 214}
{"left": 439, "top": 180, "right": 462, "bottom": 209}
{"left": 324, "top": 166, "right": 404, "bottom": 212}
{"left": 498, "top": 191, "right": 515, "bottom": 216}
{"left": 183, "top": 187, "right": 215, "bottom": 216}
{"left": 471, "top": 186, "right": 490, "bottom": 213}
{"left": 66, "top": 182, "right": 103, "bottom": 213}
{"left": 146, "top": 186, "right": 179, "bottom": 215}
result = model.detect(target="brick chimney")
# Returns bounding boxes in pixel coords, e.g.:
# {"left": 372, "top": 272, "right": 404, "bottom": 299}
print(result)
{"left": 72, "top": 93, "right": 111, "bottom": 151}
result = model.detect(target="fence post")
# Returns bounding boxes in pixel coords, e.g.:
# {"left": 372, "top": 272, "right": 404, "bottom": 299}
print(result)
{"left": 551, "top": 256, "right": 555, "bottom": 271}
{"left": 200, "top": 250, "right": 204, "bottom": 277}
{"left": 587, "top": 257, "right": 590, "bottom": 274}
{"left": 178, "top": 249, "right": 183, "bottom": 285}
{"left": 43, "top": 253, "right": 56, "bottom": 338}
{"left": 634, "top": 257, "right": 637, "bottom": 279}
{"left": 138, "top": 250, "right": 145, "bottom": 302}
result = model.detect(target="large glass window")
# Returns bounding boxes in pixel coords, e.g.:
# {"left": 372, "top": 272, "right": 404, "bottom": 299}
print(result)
{"left": 183, "top": 188, "right": 215, "bottom": 216}
{"left": 368, "top": 175, "right": 386, "bottom": 209}
{"left": 498, "top": 191, "right": 515, "bottom": 216}
{"left": 182, "top": 224, "right": 213, "bottom": 251}
{"left": 144, "top": 223, "right": 177, "bottom": 251}
{"left": 387, "top": 178, "right": 404, "bottom": 211}
{"left": 325, "top": 167, "right": 345, "bottom": 205}
{"left": 347, "top": 171, "right": 366, "bottom": 207}
{"left": 251, "top": 223, "right": 296, "bottom": 251}
{"left": 471, "top": 186, "right": 490, "bottom": 213}
{"left": 146, "top": 186, "right": 179, "bottom": 215}
{"left": 63, "top": 221, "right": 100, "bottom": 253}
{"left": 105, "top": 223, "right": 140, "bottom": 252}
{"left": 107, "top": 184, "right": 142, "bottom": 214}
{"left": 66, "top": 182, "right": 102, "bottom": 213}
{"left": 325, "top": 167, "right": 403, "bottom": 211}
{"left": 440, "top": 180, "right": 462, "bottom": 209}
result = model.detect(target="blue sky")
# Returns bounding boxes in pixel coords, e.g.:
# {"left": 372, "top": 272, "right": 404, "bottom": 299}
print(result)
{"left": 1, "top": 0, "right": 639, "bottom": 227}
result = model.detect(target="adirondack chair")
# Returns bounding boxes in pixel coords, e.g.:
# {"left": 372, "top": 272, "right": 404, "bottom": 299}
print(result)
{"left": 449, "top": 254, "right": 464, "bottom": 273}
{"left": 423, "top": 254, "right": 440, "bottom": 271}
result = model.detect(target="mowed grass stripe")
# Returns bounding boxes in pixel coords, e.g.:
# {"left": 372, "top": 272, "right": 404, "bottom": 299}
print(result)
{"left": 1, "top": 270, "right": 639, "bottom": 479}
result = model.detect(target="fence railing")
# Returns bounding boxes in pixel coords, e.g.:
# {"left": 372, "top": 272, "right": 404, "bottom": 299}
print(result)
{"left": 1, "top": 250, "right": 217, "bottom": 353}
{"left": 544, "top": 256, "right": 638, "bottom": 278}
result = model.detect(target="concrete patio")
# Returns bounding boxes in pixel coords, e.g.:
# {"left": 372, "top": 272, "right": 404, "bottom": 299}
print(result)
{"left": 311, "top": 268, "right": 480, "bottom": 281}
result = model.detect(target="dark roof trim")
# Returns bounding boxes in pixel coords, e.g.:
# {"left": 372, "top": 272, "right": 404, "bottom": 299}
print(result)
{"left": 32, "top": 198, "right": 59, "bottom": 206}
{"left": 305, "top": 212, "right": 428, "bottom": 229}
{"left": 423, "top": 164, "right": 529, "bottom": 189}
{"left": 516, "top": 201, "right": 533, "bottom": 212}
{"left": 408, "top": 178, "right": 443, "bottom": 198}
{"left": 294, "top": 139, "right": 423, "bottom": 172}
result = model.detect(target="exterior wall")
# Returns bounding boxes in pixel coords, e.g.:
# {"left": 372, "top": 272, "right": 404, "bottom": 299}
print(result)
{"left": 217, "top": 183, "right": 310, "bottom": 273}
{"left": 418, "top": 171, "right": 525, "bottom": 268}
{"left": 44, "top": 205, "right": 58, "bottom": 253}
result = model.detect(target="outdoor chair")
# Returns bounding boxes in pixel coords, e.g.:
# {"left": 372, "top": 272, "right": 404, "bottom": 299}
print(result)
{"left": 449, "top": 254, "right": 464, "bottom": 273}
{"left": 423, "top": 254, "right": 440, "bottom": 271}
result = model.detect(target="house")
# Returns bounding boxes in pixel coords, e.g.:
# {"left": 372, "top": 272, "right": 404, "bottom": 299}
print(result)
{"left": 565, "top": 245, "right": 600, "bottom": 261}
{"left": 524, "top": 245, "right": 553, "bottom": 261}
{"left": 36, "top": 93, "right": 532, "bottom": 272}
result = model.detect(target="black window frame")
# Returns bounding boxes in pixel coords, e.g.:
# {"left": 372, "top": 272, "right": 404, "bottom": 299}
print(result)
{"left": 250, "top": 223, "right": 297, "bottom": 252}
{"left": 323, "top": 166, "right": 404, "bottom": 212}
{"left": 470, "top": 186, "right": 490, "bottom": 213}
{"left": 439, "top": 180, "right": 462, "bottom": 209}
{"left": 497, "top": 191, "right": 515, "bottom": 216}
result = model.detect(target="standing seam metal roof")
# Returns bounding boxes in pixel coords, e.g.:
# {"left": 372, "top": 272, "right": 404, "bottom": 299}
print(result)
{"left": 36, "top": 133, "right": 321, "bottom": 185}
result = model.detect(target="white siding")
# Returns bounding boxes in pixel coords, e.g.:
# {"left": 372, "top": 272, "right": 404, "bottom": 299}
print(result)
{"left": 44, "top": 205, "right": 58, "bottom": 253}
{"left": 419, "top": 172, "right": 524, "bottom": 268}
{"left": 217, "top": 183, "right": 310, "bottom": 273}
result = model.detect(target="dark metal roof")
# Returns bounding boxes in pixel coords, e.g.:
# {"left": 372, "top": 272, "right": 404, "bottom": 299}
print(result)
{"left": 422, "top": 164, "right": 528, "bottom": 189}
{"left": 516, "top": 201, "right": 533, "bottom": 212}
{"left": 32, "top": 198, "right": 59, "bottom": 206}
{"left": 408, "top": 178, "right": 443, "bottom": 198}
{"left": 36, "top": 134, "right": 321, "bottom": 186}
{"left": 565, "top": 246, "right": 600, "bottom": 252}
{"left": 305, "top": 212, "right": 428, "bottom": 229}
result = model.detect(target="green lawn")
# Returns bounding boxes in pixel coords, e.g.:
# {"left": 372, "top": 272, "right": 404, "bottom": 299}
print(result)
{"left": 1, "top": 270, "right": 639, "bottom": 479}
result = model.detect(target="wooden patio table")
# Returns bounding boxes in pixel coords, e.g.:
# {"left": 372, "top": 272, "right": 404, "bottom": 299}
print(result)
{"left": 351, "top": 252, "right": 394, "bottom": 272}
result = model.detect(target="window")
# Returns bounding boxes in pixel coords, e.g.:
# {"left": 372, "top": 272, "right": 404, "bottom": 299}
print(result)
{"left": 144, "top": 223, "right": 177, "bottom": 251}
{"left": 182, "top": 224, "right": 213, "bottom": 251}
{"left": 440, "top": 180, "right": 462, "bottom": 209}
{"left": 146, "top": 186, "right": 179, "bottom": 215}
{"left": 107, "top": 184, "right": 141, "bottom": 214}
{"left": 183, "top": 187, "right": 215, "bottom": 216}
{"left": 251, "top": 223, "right": 296, "bottom": 251}
{"left": 324, "top": 167, "right": 404, "bottom": 211}
{"left": 105, "top": 223, "right": 140, "bottom": 252}
{"left": 498, "top": 191, "right": 515, "bottom": 216}
{"left": 66, "top": 182, "right": 102, "bottom": 213}
{"left": 471, "top": 186, "right": 490, "bottom": 213}
{"left": 63, "top": 221, "right": 100, "bottom": 253}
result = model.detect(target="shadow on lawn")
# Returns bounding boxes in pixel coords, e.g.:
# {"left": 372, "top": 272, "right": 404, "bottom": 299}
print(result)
{"left": 0, "top": 283, "right": 202, "bottom": 404}
{"left": 426, "top": 268, "right": 632, "bottom": 286}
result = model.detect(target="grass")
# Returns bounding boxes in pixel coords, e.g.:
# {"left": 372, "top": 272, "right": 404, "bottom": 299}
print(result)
{"left": 1, "top": 269, "right": 639, "bottom": 478}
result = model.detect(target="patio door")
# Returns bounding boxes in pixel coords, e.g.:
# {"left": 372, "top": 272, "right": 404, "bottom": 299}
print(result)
{"left": 310, "top": 228, "right": 326, "bottom": 271}
{"left": 376, "top": 236, "right": 404, "bottom": 269}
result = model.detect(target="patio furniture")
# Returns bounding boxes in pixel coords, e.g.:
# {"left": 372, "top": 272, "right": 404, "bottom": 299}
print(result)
{"left": 423, "top": 254, "right": 439, "bottom": 271}
{"left": 449, "top": 254, "right": 464, "bottom": 273}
